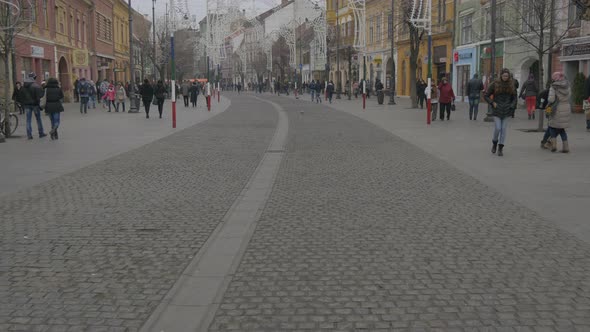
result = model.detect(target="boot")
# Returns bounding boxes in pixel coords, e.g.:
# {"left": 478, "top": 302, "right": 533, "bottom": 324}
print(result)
{"left": 540, "top": 140, "right": 546, "bottom": 149}
{"left": 491, "top": 141, "right": 498, "bottom": 154}
{"left": 532, "top": 112, "right": 535, "bottom": 120}
{"left": 543, "top": 139, "right": 552, "bottom": 150}
{"left": 498, "top": 144, "right": 504, "bottom": 156}
{"left": 551, "top": 139, "right": 557, "bottom": 152}
{"left": 561, "top": 140, "right": 569, "bottom": 153}
{"left": 528, "top": 114, "right": 531, "bottom": 120}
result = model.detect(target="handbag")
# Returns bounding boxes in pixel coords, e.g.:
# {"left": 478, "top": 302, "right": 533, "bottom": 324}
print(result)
{"left": 39, "top": 92, "right": 47, "bottom": 110}
{"left": 451, "top": 103, "right": 456, "bottom": 111}
{"left": 152, "top": 97, "right": 157, "bottom": 105}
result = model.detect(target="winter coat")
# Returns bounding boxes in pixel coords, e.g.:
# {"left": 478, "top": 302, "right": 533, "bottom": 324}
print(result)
{"left": 78, "top": 81, "right": 90, "bottom": 98}
{"left": 43, "top": 79, "right": 65, "bottom": 114}
{"left": 12, "top": 86, "right": 27, "bottom": 104}
{"left": 181, "top": 83, "right": 190, "bottom": 96}
{"left": 519, "top": 80, "right": 539, "bottom": 98}
{"left": 103, "top": 87, "right": 115, "bottom": 101}
{"left": 484, "top": 78, "right": 517, "bottom": 119}
{"left": 189, "top": 84, "right": 199, "bottom": 102}
{"left": 536, "top": 89, "right": 550, "bottom": 110}
{"left": 466, "top": 78, "right": 484, "bottom": 99}
{"left": 326, "top": 83, "right": 334, "bottom": 94}
{"left": 140, "top": 83, "right": 154, "bottom": 101}
{"left": 547, "top": 80, "right": 571, "bottom": 129}
{"left": 154, "top": 83, "right": 167, "bottom": 100}
{"left": 437, "top": 82, "right": 455, "bottom": 104}
{"left": 116, "top": 86, "right": 127, "bottom": 101}
{"left": 22, "top": 79, "right": 42, "bottom": 106}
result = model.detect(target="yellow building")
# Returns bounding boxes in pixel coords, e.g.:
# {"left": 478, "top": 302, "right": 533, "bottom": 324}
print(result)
{"left": 364, "top": 0, "right": 394, "bottom": 90}
{"left": 113, "top": 0, "right": 130, "bottom": 83}
{"left": 326, "top": 0, "right": 355, "bottom": 91}
{"left": 396, "top": 0, "right": 453, "bottom": 96}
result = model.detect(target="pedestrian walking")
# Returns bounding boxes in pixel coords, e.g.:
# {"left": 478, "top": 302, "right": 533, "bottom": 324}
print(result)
{"left": 73, "top": 78, "right": 80, "bottom": 102}
{"left": 538, "top": 88, "right": 553, "bottom": 149}
{"left": 375, "top": 79, "right": 385, "bottom": 104}
{"left": 22, "top": 72, "right": 46, "bottom": 139}
{"left": 484, "top": 68, "right": 517, "bottom": 157}
{"left": 438, "top": 77, "right": 455, "bottom": 121}
{"left": 77, "top": 78, "right": 90, "bottom": 114}
{"left": 327, "top": 80, "right": 335, "bottom": 104}
{"left": 310, "top": 80, "right": 316, "bottom": 101}
{"left": 416, "top": 79, "right": 427, "bottom": 108}
{"left": 430, "top": 83, "right": 439, "bottom": 121}
{"left": 103, "top": 84, "right": 116, "bottom": 112}
{"left": 353, "top": 81, "right": 359, "bottom": 98}
{"left": 189, "top": 81, "right": 200, "bottom": 108}
{"left": 88, "top": 80, "right": 97, "bottom": 109}
{"left": 43, "top": 78, "right": 65, "bottom": 140}
{"left": 115, "top": 83, "right": 127, "bottom": 112}
{"left": 315, "top": 81, "right": 322, "bottom": 103}
{"left": 154, "top": 80, "right": 166, "bottom": 118}
{"left": 181, "top": 81, "right": 190, "bottom": 107}
{"left": 546, "top": 72, "right": 571, "bottom": 153}
{"left": 12, "top": 81, "right": 26, "bottom": 114}
{"left": 466, "top": 74, "right": 484, "bottom": 120}
{"left": 519, "top": 74, "right": 539, "bottom": 120}
{"left": 140, "top": 79, "right": 154, "bottom": 118}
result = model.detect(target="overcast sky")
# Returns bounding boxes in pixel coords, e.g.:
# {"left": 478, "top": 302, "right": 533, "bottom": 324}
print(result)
{"left": 130, "top": 0, "right": 280, "bottom": 25}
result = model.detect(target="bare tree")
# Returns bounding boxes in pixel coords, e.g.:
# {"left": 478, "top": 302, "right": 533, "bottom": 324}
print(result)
{"left": 0, "top": 0, "right": 33, "bottom": 139}
{"left": 251, "top": 51, "right": 267, "bottom": 84}
{"left": 503, "top": 0, "right": 579, "bottom": 87}
{"left": 137, "top": 15, "right": 170, "bottom": 82}
{"left": 400, "top": 0, "right": 425, "bottom": 108}
{"left": 272, "top": 36, "right": 290, "bottom": 81}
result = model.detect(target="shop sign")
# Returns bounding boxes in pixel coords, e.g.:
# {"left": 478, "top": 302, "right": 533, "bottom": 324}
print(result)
{"left": 31, "top": 46, "right": 44, "bottom": 58}
{"left": 562, "top": 43, "right": 590, "bottom": 57}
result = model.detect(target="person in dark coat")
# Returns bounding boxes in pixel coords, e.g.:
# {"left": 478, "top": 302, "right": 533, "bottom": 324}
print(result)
{"left": 12, "top": 82, "right": 26, "bottom": 114}
{"left": 43, "top": 78, "right": 65, "bottom": 140}
{"left": 326, "top": 80, "right": 335, "bottom": 103}
{"left": 189, "top": 81, "right": 200, "bottom": 108}
{"left": 484, "top": 68, "right": 517, "bottom": 156}
{"left": 139, "top": 79, "right": 154, "bottom": 118}
{"left": 154, "top": 80, "right": 167, "bottom": 118}
{"left": 466, "top": 74, "right": 484, "bottom": 120}
{"left": 22, "top": 72, "right": 47, "bottom": 139}
{"left": 519, "top": 74, "right": 539, "bottom": 120}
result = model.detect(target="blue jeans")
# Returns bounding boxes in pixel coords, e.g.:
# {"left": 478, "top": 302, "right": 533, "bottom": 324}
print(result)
{"left": 549, "top": 127, "right": 568, "bottom": 141}
{"left": 25, "top": 106, "right": 45, "bottom": 138}
{"left": 311, "top": 90, "right": 315, "bottom": 101}
{"left": 542, "top": 127, "right": 551, "bottom": 143}
{"left": 49, "top": 112, "right": 60, "bottom": 130}
{"left": 468, "top": 97, "right": 479, "bottom": 119}
{"left": 80, "top": 97, "right": 89, "bottom": 113}
{"left": 90, "top": 95, "right": 96, "bottom": 108}
{"left": 493, "top": 116, "right": 509, "bottom": 145}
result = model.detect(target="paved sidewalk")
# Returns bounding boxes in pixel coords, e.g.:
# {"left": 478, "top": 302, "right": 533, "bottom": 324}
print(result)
{"left": 0, "top": 96, "right": 276, "bottom": 332}
{"left": 0, "top": 96, "right": 229, "bottom": 197}
{"left": 275, "top": 91, "right": 590, "bottom": 244}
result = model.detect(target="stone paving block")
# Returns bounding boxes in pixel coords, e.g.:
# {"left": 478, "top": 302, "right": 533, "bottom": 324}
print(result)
{"left": 207, "top": 95, "right": 590, "bottom": 331}
{"left": 0, "top": 98, "right": 278, "bottom": 331}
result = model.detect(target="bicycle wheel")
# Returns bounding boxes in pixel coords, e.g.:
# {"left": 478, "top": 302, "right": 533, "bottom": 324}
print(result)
{"left": 8, "top": 113, "right": 18, "bottom": 135}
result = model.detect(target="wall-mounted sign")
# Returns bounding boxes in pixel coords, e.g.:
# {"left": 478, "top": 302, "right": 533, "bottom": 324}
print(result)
{"left": 31, "top": 46, "right": 44, "bottom": 58}
{"left": 459, "top": 52, "right": 472, "bottom": 60}
{"left": 73, "top": 50, "right": 88, "bottom": 67}
{"left": 563, "top": 43, "right": 590, "bottom": 57}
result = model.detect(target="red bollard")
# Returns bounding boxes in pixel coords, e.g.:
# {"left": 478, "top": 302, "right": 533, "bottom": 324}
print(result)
{"left": 172, "top": 101, "right": 176, "bottom": 128}
{"left": 207, "top": 96, "right": 211, "bottom": 111}
{"left": 362, "top": 93, "right": 366, "bottom": 110}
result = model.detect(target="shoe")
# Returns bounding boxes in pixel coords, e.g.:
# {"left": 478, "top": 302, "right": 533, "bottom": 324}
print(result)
{"left": 528, "top": 114, "right": 531, "bottom": 120}
{"left": 561, "top": 141, "right": 569, "bottom": 153}
{"left": 551, "top": 139, "right": 557, "bottom": 152}
{"left": 532, "top": 113, "right": 535, "bottom": 120}
{"left": 54, "top": 130, "right": 58, "bottom": 140}
{"left": 473, "top": 117, "right": 477, "bottom": 121}
{"left": 543, "top": 139, "right": 552, "bottom": 150}
{"left": 498, "top": 144, "right": 504, "bottom": 156}
{"left": 541, "top": 140, "right": 548, "bottom": 149}
{"left": 491, "top": 141, "right": 498, "bottom": 154}
{"left": 27, "top": 136, "right": 33, "bottom": 140}
{"left": 49, "top": 128, "right": 55, "bottom": 140}
{"left": 39, "top": 133, "right": 47, "bottom": 138}
{"left": 447, "top": 117, "right": 450, "bottom": 120}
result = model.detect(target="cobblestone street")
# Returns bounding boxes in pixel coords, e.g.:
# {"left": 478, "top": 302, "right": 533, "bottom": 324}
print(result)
{"left": 2, "top": 93, "right": 590, "bottom": 331}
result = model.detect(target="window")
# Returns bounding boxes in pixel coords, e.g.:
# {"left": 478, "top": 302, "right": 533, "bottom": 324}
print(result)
{"left": 59, "top": 11, "right": 65, "bottom": 34}
{"left": 521, "top": 0, "right": 539, "bottom": 33}
{"left": 388, "top": 13, "right": 392, "bottom": 40}
{"left": 77, "top": 19, "right": 80, "bottom": 41}
{"left": 369, "top": 17, "right": 374, "bottom": 44}
{"left": 460, "top": 14, "right": 472, "bottom": 44}
{"left": 569, "top": 0, "right": 581, "bottom": 28}
{"left": 376, "top": 15, "right": 381, "bottom": 43}
{"left": 42, "top": 0, "right": 48, "bottom": 28}
{"left": 70, "top": 14, "right": 74, "bottom": 38}
{"left": 485, "top": 3, "right": 504, "bottom": 38}
{"left": 438, "top": 0, "right": 446, "bottom": 24}
{"left": 83, "top": 21, "right": 86, "bottom": 43}
{"left": 30, "top": 0, "right": 37, "bottom": 22}
{"left": 96, "top": 13, "right": 113, "bottom": 41}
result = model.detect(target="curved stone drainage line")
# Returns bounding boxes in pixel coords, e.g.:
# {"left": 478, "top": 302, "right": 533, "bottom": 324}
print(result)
{"left": 140, "top": 95, "right": 288, "bottom": 332}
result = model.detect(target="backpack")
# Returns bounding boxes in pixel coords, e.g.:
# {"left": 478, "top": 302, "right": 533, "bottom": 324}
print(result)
{"left": 79, "top": 83, "right": 87, "bottom": 95}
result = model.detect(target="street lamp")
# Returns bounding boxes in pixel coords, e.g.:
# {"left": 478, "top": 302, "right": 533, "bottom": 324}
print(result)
{"left": 336, "top": 0, "right": 341, "bottom": 99}
{"left": 128, "top": 0, "right": 139, "bottom": 112}
{"left": 483, "top": 0, "right": 497, "bottom": 123}
{"left": 388, "top": 0, "right": 396, "bottom": 105}
{"left": 153, "top": 0, "right": 157, "bottom": 80}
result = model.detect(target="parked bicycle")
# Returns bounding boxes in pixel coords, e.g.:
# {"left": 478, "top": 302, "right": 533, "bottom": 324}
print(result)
{"left": 0, "top": 101, "right": 19, "bottom": 137}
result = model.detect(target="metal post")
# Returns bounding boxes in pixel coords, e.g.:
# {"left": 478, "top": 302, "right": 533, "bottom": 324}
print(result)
{"left": 153, "top": 0, "right": 157, "bottom": 80}
{"left": 484, "top": 0, "right": 497, "bottom": 122}
{"left": 426, "top": 0, "right": 432, "bottom": 124}
{"left": 171, "top": 30, "right": 176, "bottom": 127}
{"left": 388, "top": 0, "right": 396, "bottom": 105}
{"left": 348, "top": 46, "right": 352, "bottom": 100}
{"left": 336, "top": 0, "right": 341, "bottom": 99}
{"left": 128, "top": 0, "right": 138, "bottom": 112}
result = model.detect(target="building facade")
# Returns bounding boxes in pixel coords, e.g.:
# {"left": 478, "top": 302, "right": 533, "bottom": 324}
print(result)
{"left": 396, "top": 0, "right": 454, "bottom": 96}
{"left": 113, "top": 0, "right": 130, "bottom": 83}
{"left": 91, "top": 0, "right": 116, "bottom": 83}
